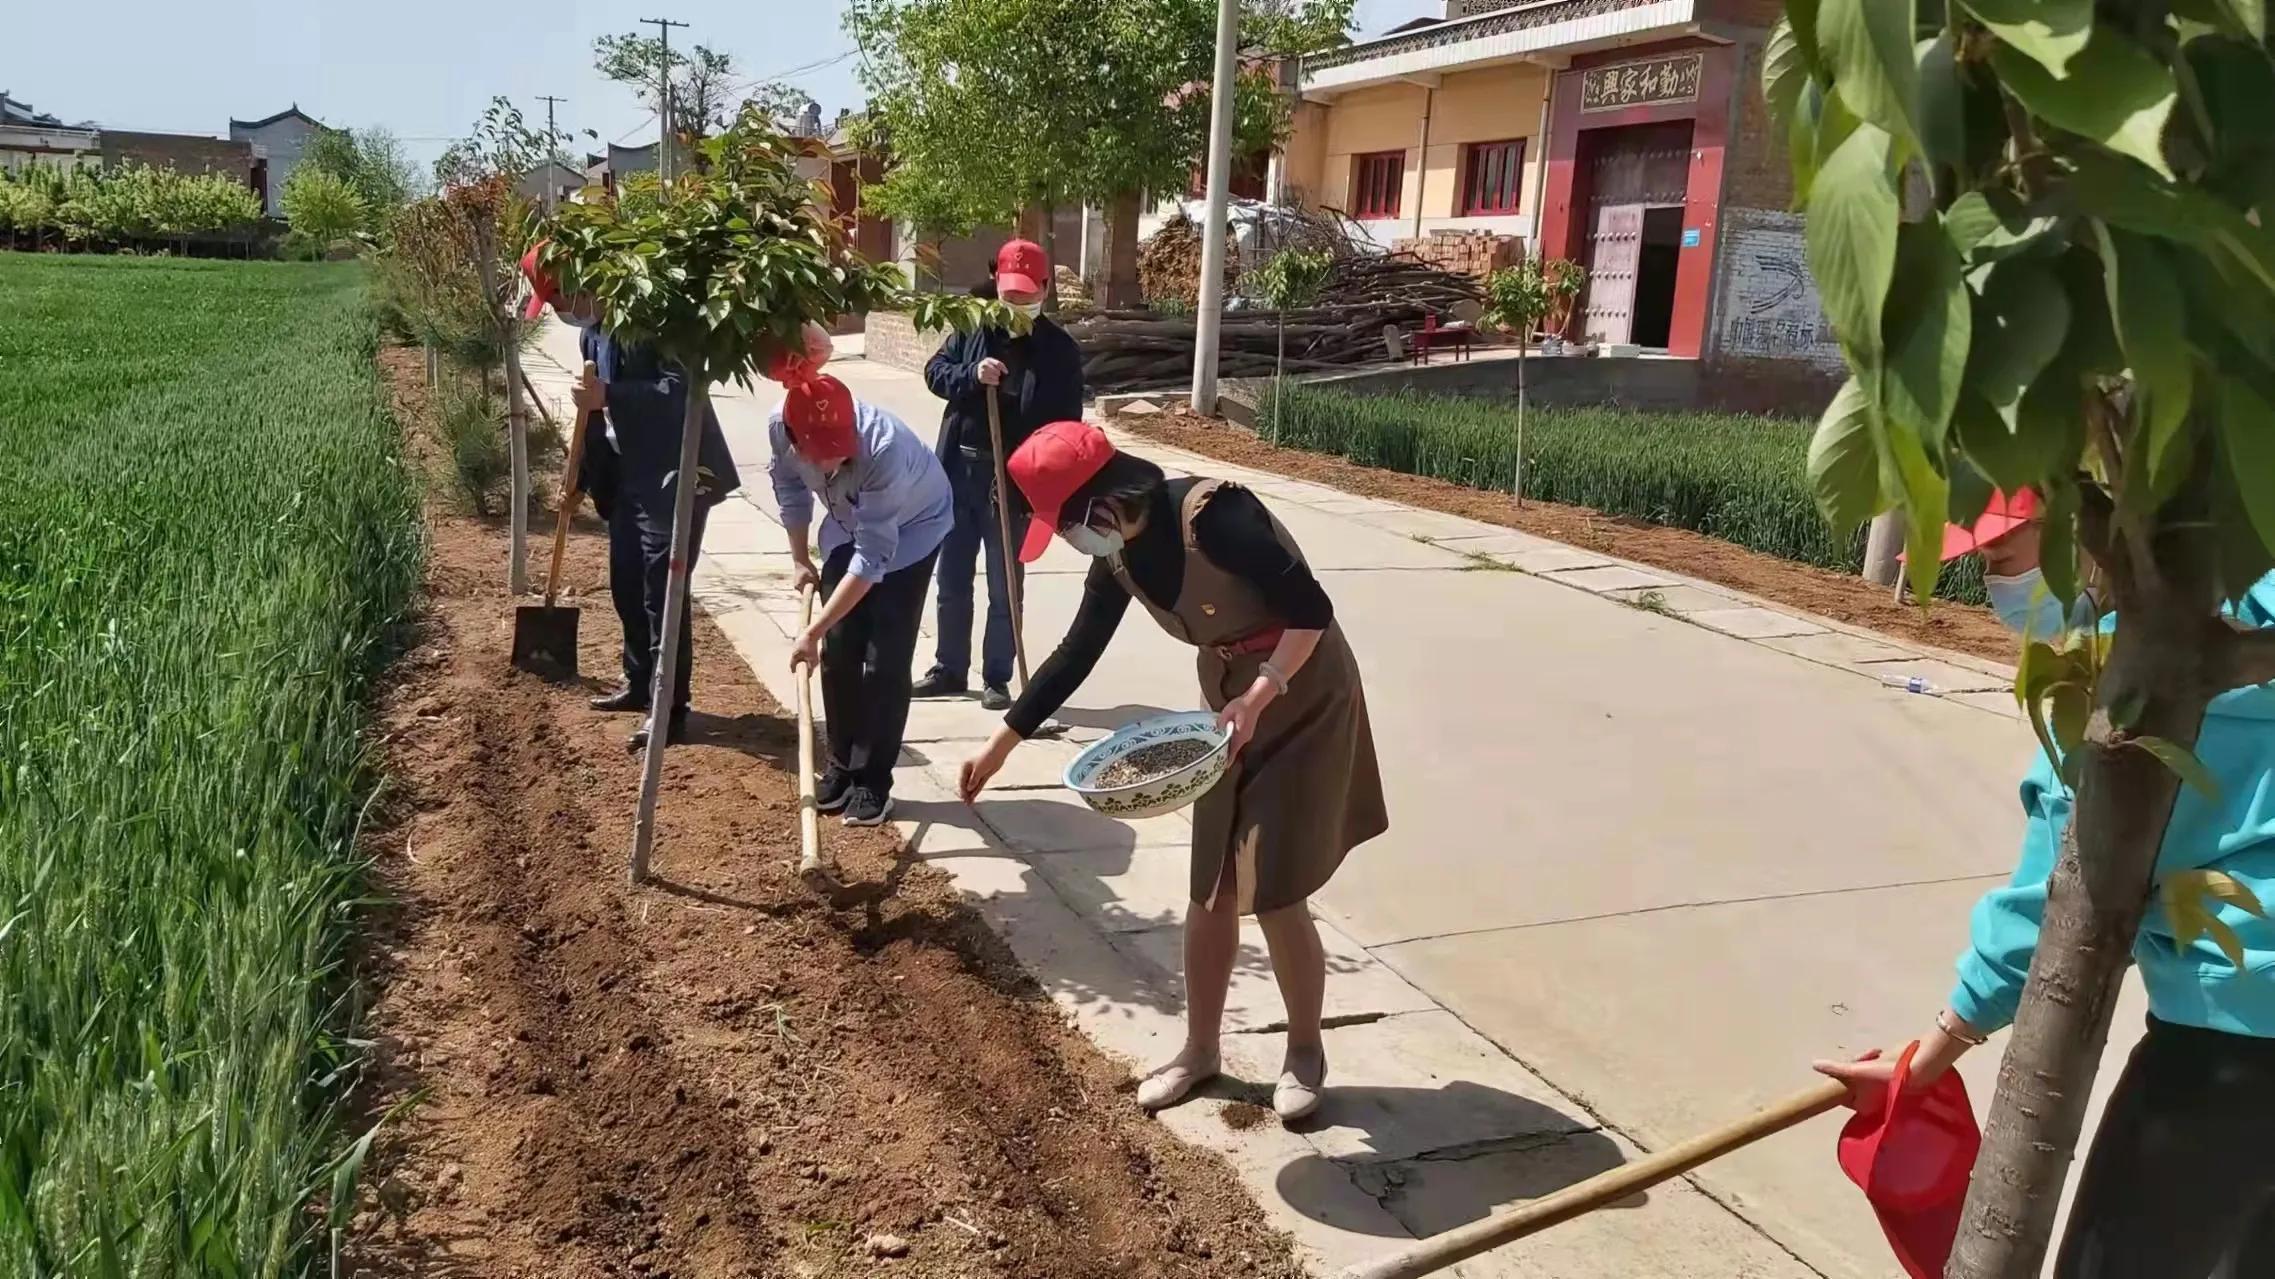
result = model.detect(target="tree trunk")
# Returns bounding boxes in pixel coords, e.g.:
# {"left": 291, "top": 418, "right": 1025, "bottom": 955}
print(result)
{"left": 1016, "top": 204, "right": 1046, "bottom": 242}
{"left": 469, "top": 226, "right": 529, "bottom": 595}
{"left": 628, "top": 377, "right": 711, "bottom": 884}
{"left": 1274, "top": 311, "right": 1286, "bottom": 443}
{"left": 1947, "top": 607, "right": 2221, "bottom": 1277}
{"left": 1102, "top": 190, "right": 1143, "bottom": 310}
{"left": 1514, "top": 342, "right": 1528, "bottom": 507}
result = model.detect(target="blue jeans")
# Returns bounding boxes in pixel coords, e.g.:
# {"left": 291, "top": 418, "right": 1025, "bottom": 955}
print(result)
{"left": 929, "top": 449, "right": 1022, "bottom": 688}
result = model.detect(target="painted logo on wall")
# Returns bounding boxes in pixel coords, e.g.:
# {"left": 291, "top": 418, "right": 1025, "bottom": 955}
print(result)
{"left": 1714, "top": 209, "right": 1846, "bottom": 368}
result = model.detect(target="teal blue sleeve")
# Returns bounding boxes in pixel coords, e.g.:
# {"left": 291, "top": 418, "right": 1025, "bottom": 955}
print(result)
{"left": 1951, "top": 754, "right": 2069, "bottom": 1032}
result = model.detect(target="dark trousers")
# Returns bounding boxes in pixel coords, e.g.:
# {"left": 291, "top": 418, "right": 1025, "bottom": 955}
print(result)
{"left": 820, "top": 542, "right": 941, "bottom": 792}
{"left": 2054, "top": 1016, "right": 2275, "bottom": 1277}
{"left": 608, "top": 497, "right": 709, "bottom": 714}
{"left": 929, "top": 449, "right": 1022, "bottom": 689}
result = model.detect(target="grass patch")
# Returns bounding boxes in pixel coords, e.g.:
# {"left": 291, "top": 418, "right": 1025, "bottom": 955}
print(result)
{"left": 0, "top": 253, "right": 421, "bottom": 1272}
{"left": 1265, "top": 385, "right": 1985, "bottom": 604}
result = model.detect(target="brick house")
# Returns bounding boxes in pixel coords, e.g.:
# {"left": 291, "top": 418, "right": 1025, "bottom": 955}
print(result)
{"left": 100, "top": 130, "right": 258, "bottom": 188}
{"left": 1278, "top": 0, "right": 1842, "bottom": 399}
{"left": 230, "top": 105, "right": 325, "bottom": 217}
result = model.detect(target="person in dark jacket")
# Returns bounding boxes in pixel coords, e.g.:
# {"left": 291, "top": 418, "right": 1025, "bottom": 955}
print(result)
{"left": 522, "top": 249, "right": 741, "bottom": 750}
{"left": 913, "top": 239, "right": 1085, "bottom": 708}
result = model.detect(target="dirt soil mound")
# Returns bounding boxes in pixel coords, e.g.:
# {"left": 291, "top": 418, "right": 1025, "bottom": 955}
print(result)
{"left": 344, "top": 350, "right": 1300, "bottom": 1279}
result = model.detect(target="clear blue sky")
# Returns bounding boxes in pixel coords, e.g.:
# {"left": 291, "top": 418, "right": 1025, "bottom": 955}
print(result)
{"left": 9, "top": 0, "right": 1438, "bottom": 178}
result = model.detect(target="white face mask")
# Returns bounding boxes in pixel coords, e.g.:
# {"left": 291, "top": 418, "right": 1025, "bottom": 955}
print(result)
{"left": 560, "top": 300, "right": 601, "bottom": 328}
{"left": 1010, "top": 300, "right": 1043, "bottom": 321}
{"left": 1061, "top": 521, "right": 1123, "bottom": 558}
{"left": 1986, "top": 568, "right": 2093, "bottom": 637}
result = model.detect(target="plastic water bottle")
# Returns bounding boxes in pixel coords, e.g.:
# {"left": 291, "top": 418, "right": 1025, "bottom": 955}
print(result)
{"left": 1881, "top": 675, "right": 1934, "bottom": 695}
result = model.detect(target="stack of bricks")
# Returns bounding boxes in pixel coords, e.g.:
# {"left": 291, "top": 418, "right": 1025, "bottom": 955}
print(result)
{"left": 1390, "top": 230, "right": 1524, "bottom": 281}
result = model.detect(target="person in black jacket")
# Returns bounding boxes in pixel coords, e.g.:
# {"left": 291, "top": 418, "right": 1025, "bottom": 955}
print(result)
{"left": 913, "top": 239, "right": 1085, "bottom": 708}
{"left": 522, "top": 248, "right": 741, "bottom": 750}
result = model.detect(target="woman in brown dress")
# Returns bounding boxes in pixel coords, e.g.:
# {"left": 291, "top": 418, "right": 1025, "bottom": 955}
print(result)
{"left": 957, "top": 421, "right": 1388, "bottom": 1123}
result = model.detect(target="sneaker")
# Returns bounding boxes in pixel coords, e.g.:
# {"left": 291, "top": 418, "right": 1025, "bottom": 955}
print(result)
{"left": 626, "top": 711, "right": 688, "bottom": 752}
{"left": 842, "top": 786, "right": 895, "bottom": 827}
{"left": 911, "top": 669, "right": 968, "bottom": 699}
{"left": 815, "top": 767, "right": 854, "bottom": 814}
{"left": 590, "top": 685, "right": 649, "bottom": 713}
{"left": 979, "top": 684, "right": 1012, "bottom": 711}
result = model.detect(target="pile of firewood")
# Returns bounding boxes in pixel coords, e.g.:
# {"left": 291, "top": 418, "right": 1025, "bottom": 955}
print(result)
{"left": 1067, "top": 251, "right": 1485, "bottom": 391}
{"left": 1137, "top": 213, "right": 1236, "bottom": 309}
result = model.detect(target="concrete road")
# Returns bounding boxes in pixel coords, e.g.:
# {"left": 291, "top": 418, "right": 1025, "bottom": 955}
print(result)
{"left": 528, "top": 323, "right": 2144, "bottom": 1278}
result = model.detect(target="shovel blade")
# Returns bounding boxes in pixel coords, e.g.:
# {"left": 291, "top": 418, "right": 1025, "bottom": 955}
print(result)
{"left": 511, "top": 604, "right": 580, "bottom": 679}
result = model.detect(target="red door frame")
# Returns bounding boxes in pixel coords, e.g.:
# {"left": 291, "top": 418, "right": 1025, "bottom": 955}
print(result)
{"left": 1539, "top": 42, "right": 1733, "bottom": 358}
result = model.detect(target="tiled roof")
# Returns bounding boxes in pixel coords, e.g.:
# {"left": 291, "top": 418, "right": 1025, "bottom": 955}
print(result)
{"left": 1305, "top": 0, "right": 1666, "bottom": 71}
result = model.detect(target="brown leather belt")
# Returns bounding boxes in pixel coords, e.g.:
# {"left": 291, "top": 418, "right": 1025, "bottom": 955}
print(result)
{"left": 1211, "top": 627, "right": 1284, "bottom": 660}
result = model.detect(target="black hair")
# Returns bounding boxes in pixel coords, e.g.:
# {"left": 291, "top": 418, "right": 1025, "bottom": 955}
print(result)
{"left": 1063, "top": 451, "right": 1167, "bottom": 528}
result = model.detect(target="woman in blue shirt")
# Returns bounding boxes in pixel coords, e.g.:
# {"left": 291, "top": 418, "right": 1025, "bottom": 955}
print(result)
{"left": 1817, "top": 497, "right": 2275, "bottom": 1276}
{"left": 767, "top": 369, "right": 953, "bottom": 827}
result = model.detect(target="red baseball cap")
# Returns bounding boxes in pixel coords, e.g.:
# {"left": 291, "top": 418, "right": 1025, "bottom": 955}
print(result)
{"left": 1008, "top": 421, "right": 1116, "bottom": 563}
{"left": 1938, "top": 489, "right": 2039, "bottom": 562}
{"left": 519, "top": 242, "right": 559, "bottom": 320}
{"left": 995, "top": 239, "right": 1048, "bottom": 297}
{"left": 783, "top": 374, "right": 857, "bottom": 463}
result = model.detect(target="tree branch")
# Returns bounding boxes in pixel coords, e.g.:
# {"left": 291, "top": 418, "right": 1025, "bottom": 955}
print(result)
{"left": 2220, "top": 626, "right": 2275, "bottom": 692}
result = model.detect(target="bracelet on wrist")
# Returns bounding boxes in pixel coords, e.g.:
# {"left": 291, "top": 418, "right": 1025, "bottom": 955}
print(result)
{"left": 1259, "top": 660, "right": 1291, "bottom": 696}
{"left": 1935, "top": 1008, "right": 1987, "bottom": 1046}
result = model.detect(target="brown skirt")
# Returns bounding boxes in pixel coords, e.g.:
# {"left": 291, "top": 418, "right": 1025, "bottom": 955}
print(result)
{"left": 1190, "top": 622, "right": 1388, "bottom": 915}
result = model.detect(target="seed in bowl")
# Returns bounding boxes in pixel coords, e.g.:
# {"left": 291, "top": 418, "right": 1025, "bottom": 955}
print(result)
{"left": 1095, "top": 738, "right": 1216, "bottom": 789}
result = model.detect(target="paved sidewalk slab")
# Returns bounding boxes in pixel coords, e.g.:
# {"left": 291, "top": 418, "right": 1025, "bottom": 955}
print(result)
{"left": 1689, "top": 606, "right": 1828, "bottom": 641}
{"left": 1605, "top": 584, "right": 1736, "bottom": 615}
{"left": 1547, "top": 564, "right": 1681, "bottom": 593}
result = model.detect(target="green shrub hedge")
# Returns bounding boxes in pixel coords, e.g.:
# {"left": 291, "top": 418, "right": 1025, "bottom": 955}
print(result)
{"left": 1263, "top": 384, "right": 1986, "bottom": 604}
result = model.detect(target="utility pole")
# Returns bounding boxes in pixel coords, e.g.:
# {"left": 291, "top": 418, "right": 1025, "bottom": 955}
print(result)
{"left": 1189, "top": 0, "right": 1240, "bottom": 415}
{"left": 641, "top": 16, "right": 690, "bottom": 184}
{"left": 536, "top": 94, "right": 567, "bottom": 211}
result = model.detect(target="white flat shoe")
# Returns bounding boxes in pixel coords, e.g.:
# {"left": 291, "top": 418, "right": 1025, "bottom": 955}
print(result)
{"left": 1135, "top": 1052, "right": 1220, "bottom": 1112}
{"left": 1274, "top": 1047, "right": 1327, "bottom": 1124}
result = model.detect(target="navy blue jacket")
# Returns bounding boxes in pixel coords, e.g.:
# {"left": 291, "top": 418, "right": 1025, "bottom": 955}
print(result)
{"left": 923, "top": 317, "right": 1085, "bottom": 465}
{"left": 578, "top": 327, "right": 742, "bottom": 521}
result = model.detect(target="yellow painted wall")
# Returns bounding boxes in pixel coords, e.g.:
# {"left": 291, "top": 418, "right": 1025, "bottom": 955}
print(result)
{"left": 1292, "top": 63, "right": 1548, "bottom": 225}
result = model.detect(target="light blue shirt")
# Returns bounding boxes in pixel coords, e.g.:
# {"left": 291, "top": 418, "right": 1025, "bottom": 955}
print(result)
{"left": 768, "top": 400, "right": 953, "bottom": 583}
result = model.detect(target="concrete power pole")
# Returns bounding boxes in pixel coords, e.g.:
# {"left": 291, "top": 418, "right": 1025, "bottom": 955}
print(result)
{"left": 642, "top": 16, "right": 690, "bottom": 183}
{"left": 537, "top": 94, "right": 567, "bottom": 211}
{"left": 1189, "top": 0, "right": 1240, "bottom": 415}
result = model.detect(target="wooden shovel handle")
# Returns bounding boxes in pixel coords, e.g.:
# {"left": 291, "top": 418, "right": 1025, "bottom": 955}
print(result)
{"left": 983, "top": 383, "right": 1030, "bottom": 688}
{"left": 794, "top": 583, "right": 822, "bottom": 876}
{"left": 1335, "top": 1079, "right": 1850, "bottom": 1279}
{"left": 539, "top": 362, "right": 598, "bottom": 607}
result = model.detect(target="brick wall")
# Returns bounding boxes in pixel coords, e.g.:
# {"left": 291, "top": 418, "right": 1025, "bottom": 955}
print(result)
{"left": 1212, "top": 352, "right": 1837, "bottom": 420}
{"left": 863, "top": 311, "right": 938, "bottom": 373}
{"left": 101, "top": 131, "right": 256, "bottom": 186}
{"left": 1719, "top": 39, "right": 1794, "bottom": 213}
{"left": 1390, "top": 230, "right": 1524, "bottom": 281}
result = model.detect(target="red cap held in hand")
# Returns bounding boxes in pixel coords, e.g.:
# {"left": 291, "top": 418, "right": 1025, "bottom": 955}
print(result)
{"left": 783, "top": 374, "right": 857, "bottom": 464}
{"left": 1007, "top": 421, "right": 1115, "bottom": 563}
{"left": 519, "top": 242, "right": 559, "bottom": 320}
{"left": 995, "top": 238, "right": 1048, "bottom": 297}
{"left": 1837, "top": 1042, "right": 1980, "bottom": 1279}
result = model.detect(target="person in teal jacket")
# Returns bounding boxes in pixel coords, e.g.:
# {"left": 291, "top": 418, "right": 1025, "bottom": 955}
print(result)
{"left": 1817, "top": 495, "right": 2275, "bottom": 1277}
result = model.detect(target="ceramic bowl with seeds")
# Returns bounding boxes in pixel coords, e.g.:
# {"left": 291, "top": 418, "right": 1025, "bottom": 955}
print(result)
{"left": 1064, "top": 711, "right": 1232, "bottom": 819}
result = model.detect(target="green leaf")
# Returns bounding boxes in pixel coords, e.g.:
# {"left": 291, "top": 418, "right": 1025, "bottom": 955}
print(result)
{"left": 1916, "top": 34, "right": 1966, "bottom": 171}
{"left": 1765, "top": 17, "right": 1814, "bottom": 124}
{"left": 1819, "top": 0, "right": 1919, "bottom": 146}
{"left": 1809, "top": 377, "right": 1886, "bottom": 531}
{"left": 1967, "top": 256, "right": 2071, "bottom": 415}
{"left": 1946, "top": 192, "right": 2062, "bottom": 266}
{"left": 1806, "top": 124, "right": 1901, "bottom": 361}
{"left": 1883, "top": 420, "right": 1951, "bottom": 604}
{"left": 2136, "top": 735, "right": 2224, "bottom": 799}
{"left": 1790, "top": 82, "right": 1861, "bottom": 207}
{"left": 1954, "top": 389, "right": 2068, "bottom": 490}
{"left": 1955, "top": 0, "right": 2092, "bottom": 75}
{"left": 2051, "top": 682, "right": 2092, "bottom": 755}
{"left": 2173, "top": 0, "right": 2267, "bottom": 41}
{"left": 2038, "top": 480, "right": 2082, "bottom": 605}
{"left": 1990, "top": 32, "right": 2177, "bottom": 179}
{"left": 1884, "top": 217, "right": 1972, "bottom": 449}
{"left": 2092, "top": 226, "right": 2195, "bottom": 502}
{"left": 2165, "top": 869, "right": 2263, "bottom": 967}
{"left": 2217, "top": 376, "right": 2275, "bottom": 558}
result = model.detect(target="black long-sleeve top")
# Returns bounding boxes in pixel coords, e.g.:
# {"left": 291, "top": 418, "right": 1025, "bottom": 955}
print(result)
{"left": 1005, "top": 479, "right": 1333, "bottom": 738}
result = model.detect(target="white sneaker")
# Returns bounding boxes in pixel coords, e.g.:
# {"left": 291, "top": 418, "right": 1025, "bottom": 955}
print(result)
{"left": 1135, "top": 1050, "right": 1220, "bottom": 1112}
{"left": 1274, "top": 1046, "right": 1327, "bottom": 1123}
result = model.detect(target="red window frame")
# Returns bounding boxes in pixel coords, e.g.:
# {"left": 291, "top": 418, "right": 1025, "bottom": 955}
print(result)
{"left": 1461, "top": 139, "right": 1527, "bottom": 216}
{"left": 1351, "top": 150, "right": 1404, "bottom": 219}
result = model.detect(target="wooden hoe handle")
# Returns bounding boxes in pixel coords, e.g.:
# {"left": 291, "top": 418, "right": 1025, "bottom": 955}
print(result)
{"left": 1335, "top": 1079, "right": 1850, "bottom": 1279}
